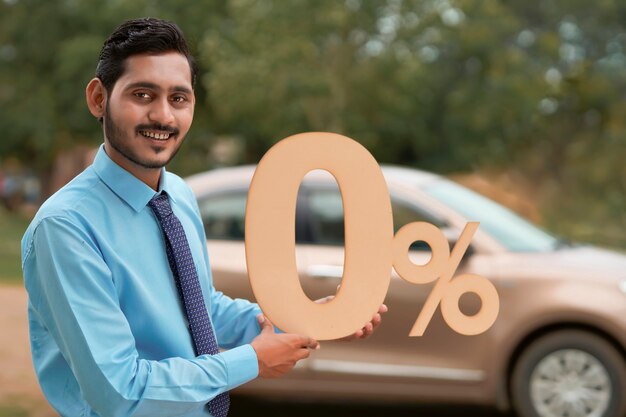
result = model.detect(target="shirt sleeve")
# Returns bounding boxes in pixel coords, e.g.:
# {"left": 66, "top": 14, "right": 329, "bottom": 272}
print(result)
{"left": 209, "top": 287, "right": 263, "bottom": 349}
{"left": 23, "top": 216, "right": 259, "bottom": 417}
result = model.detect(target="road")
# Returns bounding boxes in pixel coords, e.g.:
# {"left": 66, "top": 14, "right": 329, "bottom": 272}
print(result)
{"left": 230, "top": 396, "right": 513, "bottom": 416}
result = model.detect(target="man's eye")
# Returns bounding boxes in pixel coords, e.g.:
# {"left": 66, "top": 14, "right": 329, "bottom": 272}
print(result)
{"left": 134, "top": 92, "right": 151, "bottom": 99}
{"left": 172, "top": 96, "right": 187, "bottom": 103}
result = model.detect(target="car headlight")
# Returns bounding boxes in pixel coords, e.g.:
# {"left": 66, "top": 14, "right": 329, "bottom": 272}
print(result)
{"left": 619, "top": 279, "right": 626, "bottom": 295}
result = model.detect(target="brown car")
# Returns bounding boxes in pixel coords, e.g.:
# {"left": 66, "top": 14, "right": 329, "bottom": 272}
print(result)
{"left": 186, "top": 165, "right": 626, "bottom": 417}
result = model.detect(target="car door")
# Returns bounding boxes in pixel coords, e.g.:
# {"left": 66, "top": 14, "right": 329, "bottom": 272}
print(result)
{"left": 197, "top": 188, "right": 311, "bottom": 308}
{"left": 294, "top": 181, "right": 490, "bottom": 391}
{"left": 197, "top": 180, "right": 493, "bottom": 399}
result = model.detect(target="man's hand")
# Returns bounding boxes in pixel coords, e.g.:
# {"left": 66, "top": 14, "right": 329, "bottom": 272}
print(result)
{"left": 250, "top": 315, "right": 319, "bottom": 378}
{"left": 315, "top": 293, "right": 388, "bottom": 341}
{"left": 341, "top": 303, "right": 388, "bottom": 340}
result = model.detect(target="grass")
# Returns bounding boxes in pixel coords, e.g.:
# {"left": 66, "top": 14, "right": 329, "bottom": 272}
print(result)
{"left": 0, "top": 404, "right": 28, "bottom": 417}
{"left": 0, "top": 208, "right": 30, "bottom": 285}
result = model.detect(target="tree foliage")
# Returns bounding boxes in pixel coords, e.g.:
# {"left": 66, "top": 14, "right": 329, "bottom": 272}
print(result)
{"left": 0, "top": 0, "right": 624, "bottom": 246}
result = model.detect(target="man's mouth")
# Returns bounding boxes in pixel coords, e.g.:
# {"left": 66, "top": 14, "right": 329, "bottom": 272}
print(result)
{"left": 139, "top": 130, "right": 173, "bottom": 140}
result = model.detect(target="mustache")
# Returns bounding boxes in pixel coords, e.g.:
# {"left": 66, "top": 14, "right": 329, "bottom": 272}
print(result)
{"left": 136, "top": 124, "right": 180, "bottom": 135}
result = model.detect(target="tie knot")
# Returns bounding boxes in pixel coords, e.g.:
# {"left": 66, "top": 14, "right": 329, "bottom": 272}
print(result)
{"left": 149, "top": 193, "right": 173, "bottom": 218}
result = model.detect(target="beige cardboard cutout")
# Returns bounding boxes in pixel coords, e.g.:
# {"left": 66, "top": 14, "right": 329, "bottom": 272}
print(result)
{"left": 245, "top": 132, "right": 394, "bottom": 340}
{"left": 393, "top": 222, "right": 499, "bottom": 336}
{"left": 246, "top": 132, "right": 499, "bottom": 340}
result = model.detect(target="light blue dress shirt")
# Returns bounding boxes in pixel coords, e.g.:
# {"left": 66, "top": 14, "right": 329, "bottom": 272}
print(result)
{"left": 21, "top": 146, "right": 262, "bottom": 417}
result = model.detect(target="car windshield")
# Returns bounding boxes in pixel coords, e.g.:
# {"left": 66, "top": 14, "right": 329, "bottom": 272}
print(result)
{"left": 423, "top": 180, "right": 559, "bottom": 252}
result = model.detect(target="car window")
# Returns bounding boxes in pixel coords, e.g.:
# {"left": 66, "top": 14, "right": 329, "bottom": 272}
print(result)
{"left": 424, "top": 180, "right": 559, "bottom": 252}
{"left": 197, "top": 191, "right": 247, "bottom": 240}
{"left": 306, "top": 187, "right": 446, "bottom": 247}
{"left": 392, "top": 198, "right": 446, "bottom": 230}
{"left": 198, "top": 189, "right": 309, "bottom": 242}
{"left": 391, "top": 198, "right": 447, "bottom": 251}
{"left": 197, "top": 185, "right": 448, "bottom": 248}
{"left": 307, "top": 188, "right": 345, "bottom": 245}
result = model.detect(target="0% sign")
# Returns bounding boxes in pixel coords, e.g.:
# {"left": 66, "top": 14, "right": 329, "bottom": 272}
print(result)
{"left": 245, "top": 132, "right": 500, "bottom": 340}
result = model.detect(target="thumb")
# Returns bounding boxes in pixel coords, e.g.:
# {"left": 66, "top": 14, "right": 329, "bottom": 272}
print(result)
{"left": 257, "top": 314, "right": 275, "bottom": 334}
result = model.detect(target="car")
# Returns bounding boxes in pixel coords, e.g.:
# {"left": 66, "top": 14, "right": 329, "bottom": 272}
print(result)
{"left": 186, "top": 164, "right": 626, "bottom": 417}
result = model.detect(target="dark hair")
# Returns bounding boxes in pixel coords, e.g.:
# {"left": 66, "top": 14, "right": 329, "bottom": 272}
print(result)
{"left": 96, "top": 17, "right": 197, "bottom": 94}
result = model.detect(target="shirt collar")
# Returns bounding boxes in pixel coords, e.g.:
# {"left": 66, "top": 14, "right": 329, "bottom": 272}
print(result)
{"left": 92, "top": 145, "right": 177, "bottom": 212}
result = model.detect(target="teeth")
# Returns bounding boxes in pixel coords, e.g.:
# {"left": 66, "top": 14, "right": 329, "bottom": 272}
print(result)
{"left": 141, "top": 131, "right": 171, "bottom": 140}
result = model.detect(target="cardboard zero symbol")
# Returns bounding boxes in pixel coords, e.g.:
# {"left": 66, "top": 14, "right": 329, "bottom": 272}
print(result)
{"left": 245, "top": 132, "right": 500, "bottom": 340}
{"left": 245, "top": 132, "right": 394, "bottom": 340}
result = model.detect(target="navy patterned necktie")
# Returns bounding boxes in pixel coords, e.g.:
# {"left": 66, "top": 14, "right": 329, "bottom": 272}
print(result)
{"left": 149, "top": 193, "right": 230, "bottom": 417}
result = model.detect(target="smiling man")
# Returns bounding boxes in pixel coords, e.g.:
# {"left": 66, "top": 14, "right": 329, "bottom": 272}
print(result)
{"left": 21, "top": 18, "right": 385, "bottom": 417}
{"left": 92, "top": 51, "right": 193, "bottom": 187}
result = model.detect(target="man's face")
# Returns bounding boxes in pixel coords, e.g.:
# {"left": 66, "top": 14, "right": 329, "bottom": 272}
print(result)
{"left": 102, "top": 52, "right": 195, "bottom": 171}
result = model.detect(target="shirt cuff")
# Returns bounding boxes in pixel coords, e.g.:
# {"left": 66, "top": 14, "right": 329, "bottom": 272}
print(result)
{"left": 220, "top": 344, "right": 259, "bottom": 390}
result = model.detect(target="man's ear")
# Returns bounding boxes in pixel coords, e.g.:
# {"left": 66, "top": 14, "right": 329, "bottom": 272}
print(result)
{"left": 86, "top": 78, "right": 107, "bottom": 119}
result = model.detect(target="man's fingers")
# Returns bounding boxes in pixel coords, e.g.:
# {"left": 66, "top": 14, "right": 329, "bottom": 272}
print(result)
{"left": 314, "top": 295, "right": 334, "bottom": 304}
{"left": 299, "top": 336, "right": 319, "bottom": 350}
{"left": 306, "top": 337, "right": 320, "bottom": 350}
{"left": 257, "top": 314, "right": 275, "bottom": 334}
{"left": 296, "top": 348, "right": 311, "bottom": 361}
{"left": 361, "top": 322, "right": 374, "bottom": 337}
{"left": 378, "top": 304, "right": 388, "bottom": 314}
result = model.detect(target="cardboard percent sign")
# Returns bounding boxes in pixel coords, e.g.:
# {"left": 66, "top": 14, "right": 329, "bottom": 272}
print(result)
{"left": 245, "top": 132, "right": 500, "bottom": 340}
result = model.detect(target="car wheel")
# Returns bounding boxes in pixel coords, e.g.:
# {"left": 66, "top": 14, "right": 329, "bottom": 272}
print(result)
{"left": 511, "top": 329, "right": 626, "bottom": 417}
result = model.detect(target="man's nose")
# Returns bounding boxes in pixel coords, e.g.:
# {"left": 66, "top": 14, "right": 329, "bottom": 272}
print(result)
{"left": 148, "top": 97, "right": 175, "bottom": 126}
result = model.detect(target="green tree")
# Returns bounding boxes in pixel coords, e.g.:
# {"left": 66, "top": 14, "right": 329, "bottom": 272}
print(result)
{"left": 0, "top": 0, "right": 624, "bottom": 246}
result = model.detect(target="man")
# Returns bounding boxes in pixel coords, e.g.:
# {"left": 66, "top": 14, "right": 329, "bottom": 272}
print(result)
{"left": 21, "top": 18, "right": 385, "bottom": 417}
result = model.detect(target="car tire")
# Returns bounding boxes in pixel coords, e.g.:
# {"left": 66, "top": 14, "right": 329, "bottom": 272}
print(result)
{"left": 511, "top": 329, "right": 626, "bottom": 417}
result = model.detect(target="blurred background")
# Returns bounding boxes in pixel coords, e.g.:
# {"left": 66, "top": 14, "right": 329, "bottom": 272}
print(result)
{"left": 0, "top": 0, "right": 624, "bottom": 416}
